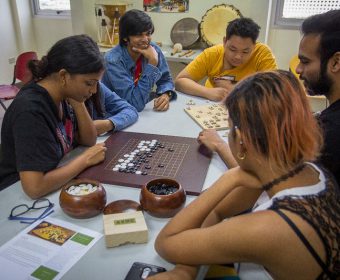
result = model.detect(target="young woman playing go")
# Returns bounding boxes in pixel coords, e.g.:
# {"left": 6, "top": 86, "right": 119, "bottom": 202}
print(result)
{"left": 0, "top": 35, "right": 107, "bottom": 198}
{"left": 150, "top": 71, "right": 339, "bottom": 280}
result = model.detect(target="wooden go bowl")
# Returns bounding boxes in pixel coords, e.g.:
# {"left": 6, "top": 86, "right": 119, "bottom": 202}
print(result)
{"left": 59, "top": 178, "right": 107, "bottom": 219}
{"left": 140, "top": 178, "right": 186, "bottom": 218}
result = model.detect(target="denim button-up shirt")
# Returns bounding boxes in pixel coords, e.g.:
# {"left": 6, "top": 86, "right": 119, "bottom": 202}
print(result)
{"left": 88, "top": 82, "right": 138, "bottom": 131}
{"left": 102, "top": 42, "right": 176, "bottom": 112}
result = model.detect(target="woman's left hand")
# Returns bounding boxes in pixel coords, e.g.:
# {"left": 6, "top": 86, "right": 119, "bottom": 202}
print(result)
{"left": 67, "top": 98, "right": 84, "bottom": 109}
{"left": 154, "top": 94, "right": 170, "bottom": 111}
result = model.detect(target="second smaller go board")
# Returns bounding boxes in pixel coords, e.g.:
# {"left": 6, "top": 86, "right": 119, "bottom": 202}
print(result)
{"left": 184, "top": 103, "right": 229, "bottom": 130}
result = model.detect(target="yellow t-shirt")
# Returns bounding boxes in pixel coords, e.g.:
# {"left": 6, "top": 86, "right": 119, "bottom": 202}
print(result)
{"left": 186, "top": 43, "right": 278, "bottom": 88}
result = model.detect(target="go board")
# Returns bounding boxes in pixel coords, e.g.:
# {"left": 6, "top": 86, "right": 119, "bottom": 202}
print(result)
{"left": 184, "top": 103, "right": 229, "bottom": 130}
{"left": 78, "top": 131, "right": 212, "bottom": 195}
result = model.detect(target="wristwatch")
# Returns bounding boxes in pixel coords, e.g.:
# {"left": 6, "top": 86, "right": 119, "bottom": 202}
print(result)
{"left": 164, "top": 91, "right": 173, "bottom": 99}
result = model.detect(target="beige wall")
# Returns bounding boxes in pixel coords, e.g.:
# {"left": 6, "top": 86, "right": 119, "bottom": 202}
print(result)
{"left": 43, "top": 0, "right": 302, "bottom": 69}
{"left": 1, "top": 0, "right": 303, "bottom": 84}
{"left": 268, "top": 28, "right": 301, "bottom": 69}
{"left": 0, "top": 0, "right": 19, "bottom": 84}
{"left": 32, "top": 17, "right": 73, "bottom": 55}
{"left": 72, "top": 0, "right": 269, "bottom": 45}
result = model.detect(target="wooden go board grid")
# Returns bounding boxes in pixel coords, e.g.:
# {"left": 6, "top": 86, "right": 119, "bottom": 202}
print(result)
{"left": 184, "top": 103, "right": 229, "bottom": 130}
{"left": 78, "top": 131, "right": 212, "bottom": 195}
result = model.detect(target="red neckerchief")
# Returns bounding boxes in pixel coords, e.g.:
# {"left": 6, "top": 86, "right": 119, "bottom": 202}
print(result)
{"left": 56, "top": 103, "right": 74, "bottom": 155}
{"left": 134, "top": 56, "right": 143, "bottom": 86}
{"left": 56, "top": 119, "right": 73, "bottom": 155}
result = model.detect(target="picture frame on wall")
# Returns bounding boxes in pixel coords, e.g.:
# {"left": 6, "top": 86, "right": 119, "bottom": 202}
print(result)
{"left": 143, "top": 0, "right": 189, "bottom": 13}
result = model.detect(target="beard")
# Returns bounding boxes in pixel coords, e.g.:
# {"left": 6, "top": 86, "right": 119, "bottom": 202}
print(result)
{"left": 303, "top": 62, "right": 332, "bottom": 98}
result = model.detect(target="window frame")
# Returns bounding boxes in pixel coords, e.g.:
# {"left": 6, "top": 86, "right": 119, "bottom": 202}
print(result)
{"left": 274, "top": 0, "right": 340, "bottom": 29}
{"left": 274, "top": 0, "right": 304, "bottom": 29}
{"left": 31, "top": 0, "right": 71, "bottom": 18}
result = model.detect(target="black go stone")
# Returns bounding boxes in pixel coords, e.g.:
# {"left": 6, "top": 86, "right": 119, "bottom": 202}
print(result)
{"left": 148, "top": 183, "right": 178, "bottom": 195}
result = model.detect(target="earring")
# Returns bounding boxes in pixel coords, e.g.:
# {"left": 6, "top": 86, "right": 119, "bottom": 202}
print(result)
{"left": 237, "top": 151, "right": 246, "bottom": 160}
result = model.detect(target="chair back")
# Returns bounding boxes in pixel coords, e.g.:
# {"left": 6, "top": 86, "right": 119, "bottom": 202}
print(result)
{"left": 12, "top": 51, "right": 38, "bottom": 85}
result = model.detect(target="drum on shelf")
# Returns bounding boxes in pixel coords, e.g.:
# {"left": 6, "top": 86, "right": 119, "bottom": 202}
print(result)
{"left": 170, "top": 17, "right": 200, "bottom": 49}
{"left": 200, "top": 4, "right": 242, "bottom": 47}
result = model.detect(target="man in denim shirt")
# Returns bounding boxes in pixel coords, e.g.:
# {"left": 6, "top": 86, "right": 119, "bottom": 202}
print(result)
{"left": 85, "top": 82, "right": 139, "bottom": 135}
{"left": 102, "top": 9, "right": 176, "bottom": 112}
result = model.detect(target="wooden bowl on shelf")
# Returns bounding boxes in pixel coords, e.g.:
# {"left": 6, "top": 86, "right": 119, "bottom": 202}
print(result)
{"left": 59, "top": 178, "right": 107, "bottom": 219}
{"left": 140, "top": 178, "right": 186, "bottom": 218}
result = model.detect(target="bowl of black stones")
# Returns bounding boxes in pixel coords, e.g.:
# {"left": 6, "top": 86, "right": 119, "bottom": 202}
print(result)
{"left": 140, "top": 178, "right": 186, "bottom": 218}
{"left": 59, "top": 179, "right": 107, "bottom": 219}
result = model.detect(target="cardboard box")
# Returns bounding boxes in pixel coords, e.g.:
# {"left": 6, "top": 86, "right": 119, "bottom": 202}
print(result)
{"left": 103, "top": 211, "right": 148, "bottom": 248}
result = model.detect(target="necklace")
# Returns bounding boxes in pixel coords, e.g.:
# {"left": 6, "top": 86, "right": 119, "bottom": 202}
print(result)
{"left": 262, "top": 164, "right": 306, "bottom": 191}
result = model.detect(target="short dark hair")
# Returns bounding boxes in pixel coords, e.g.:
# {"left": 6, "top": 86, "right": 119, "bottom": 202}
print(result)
{"left": 301, "top": 10, "right": 340, "bottom": 67}
{"left": 29, "top": 34, "right": 104, "bottom": 80}
{"left": 119, "top": 9, "right": 154, "bottom": 46}
{"left": 226, "top": 17, "right": 260, "bottom": 43}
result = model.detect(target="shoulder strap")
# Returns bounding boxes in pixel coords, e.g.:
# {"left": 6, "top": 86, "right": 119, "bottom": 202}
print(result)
{"left": 273, "top": 209, "right": 333, "bottom": 278}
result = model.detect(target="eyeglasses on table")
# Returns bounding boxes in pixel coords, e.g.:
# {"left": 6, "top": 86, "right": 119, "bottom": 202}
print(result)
{"left": 8, "top": 198, "right": 54, "bottom": 224}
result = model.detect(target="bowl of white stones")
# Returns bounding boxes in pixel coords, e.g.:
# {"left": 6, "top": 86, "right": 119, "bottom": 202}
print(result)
{"left": 59, "top": 179, "right": 107, "bottom": 219}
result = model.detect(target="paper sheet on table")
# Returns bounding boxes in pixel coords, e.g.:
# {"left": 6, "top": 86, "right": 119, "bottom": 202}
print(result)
{"left": 0, "top": 217, "right": 102, "bottom": 280}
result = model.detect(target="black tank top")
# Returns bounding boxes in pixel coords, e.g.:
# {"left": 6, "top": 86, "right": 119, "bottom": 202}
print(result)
{"left": 269, "top": 168, "right": 339, "bottom": 279}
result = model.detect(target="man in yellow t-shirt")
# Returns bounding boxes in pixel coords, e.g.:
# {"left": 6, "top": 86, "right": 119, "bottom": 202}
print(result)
{"left": 175, "top": 18, "right": 278, "bottom": 101}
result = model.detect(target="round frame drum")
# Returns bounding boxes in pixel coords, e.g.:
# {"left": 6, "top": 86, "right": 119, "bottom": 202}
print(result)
{"left": 200, "top": 4, "right": 242, "bottom": 47}
{"left": 170, "top": 17, "right": 200, "bottom": 48}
